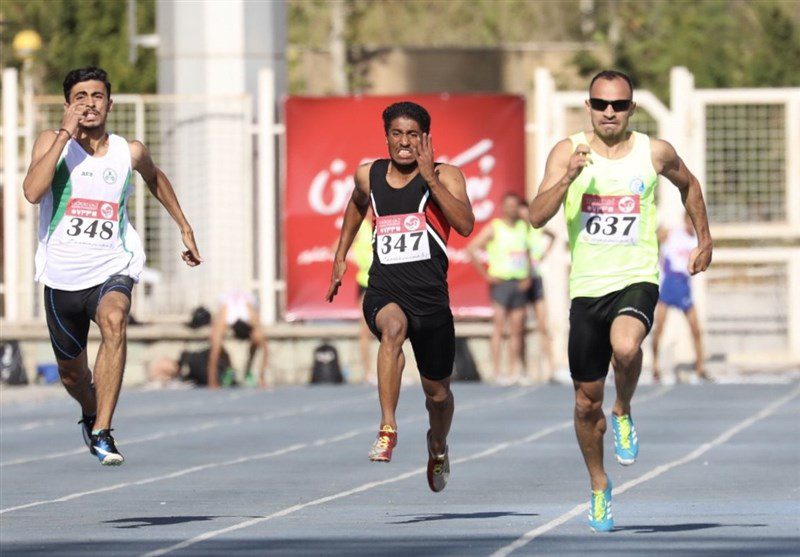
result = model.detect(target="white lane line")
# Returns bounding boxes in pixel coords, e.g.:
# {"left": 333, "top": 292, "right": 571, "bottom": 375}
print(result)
{"left": 0, "top": 388, "right": 533, "bottom": 514}
{"left": 140, "top": 386, "right": 673, "bottom": 557}
{"left": 490, "top": 382, "right": 800, "bottom": 557}
{"left": 0, "top": 392, "right": 376, "bottom": 467}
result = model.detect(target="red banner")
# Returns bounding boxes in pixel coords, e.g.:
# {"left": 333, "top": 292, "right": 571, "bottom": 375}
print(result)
{"left": 284, "top": 94, "right": 526, "bottom": 321}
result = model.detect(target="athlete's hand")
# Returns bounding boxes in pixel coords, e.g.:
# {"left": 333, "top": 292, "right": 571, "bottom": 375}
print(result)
{"left": 180, "top": 228, "right": 203, "bottom": 267}
{"left": 565, "top": 144, "right": 592, "bottom": 183}
{"left": 687, "top": 243, "right": 712, "bottom": 275}
{"left": 414, "top": 133, "right": 437, "bottom": 184}
{"left": 61, "top": 102, "right": 89, "bottom": 137}
{"left": 326, "top": 259, "right": 347, "bottom": 302}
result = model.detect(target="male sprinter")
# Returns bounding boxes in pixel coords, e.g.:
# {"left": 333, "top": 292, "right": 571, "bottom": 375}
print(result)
{"left": 326, "top": 102, "right": 474, "bottom": 492}
{"left": 23, "top": 67, "right": 202, "bottom": 465}
{"left": 529, "top": 70, "right": 712, "bottom": 530}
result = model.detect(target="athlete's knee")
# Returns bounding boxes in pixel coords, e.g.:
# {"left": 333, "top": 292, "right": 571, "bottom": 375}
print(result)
{"left": 97, "top": 307, "right": 127, "bottom": 338}
{"left": 574, "top": 387, "right": 603, "bottom": 421}
{"left": 381, "top": 318, "right": 407, "bottom": 345}
{"left": 612, "top": 339, "right": 641, "bottom": 367}
{"left": 58, "top": 362, "right": 91, "bottom": 388}
{"left": 424, "top": 383, "right": 452, "bottom": 405}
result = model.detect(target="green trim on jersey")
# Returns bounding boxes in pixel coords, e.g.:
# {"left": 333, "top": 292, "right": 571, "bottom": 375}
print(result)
{"left": 564, "top": 131, "right": 660, "bottom": 299}
{"left": 119, "top": 169, "right": 133, "bottom": 259}
{"left": 47, "top": 158, "right": 72, "bottom": 239}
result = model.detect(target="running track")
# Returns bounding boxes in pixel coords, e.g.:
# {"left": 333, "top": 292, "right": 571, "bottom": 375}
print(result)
{"left": 1, "top": 381, "right": 798, "bottom": 556}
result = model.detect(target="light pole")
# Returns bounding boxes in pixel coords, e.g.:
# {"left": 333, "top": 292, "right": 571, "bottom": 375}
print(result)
{"left": 12, "top": 29, "right": 42, "bottom": 322}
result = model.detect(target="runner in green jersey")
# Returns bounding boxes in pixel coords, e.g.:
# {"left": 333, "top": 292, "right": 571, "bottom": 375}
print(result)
{"left": 529, "top": 70, "right": 712, "bottom": 532}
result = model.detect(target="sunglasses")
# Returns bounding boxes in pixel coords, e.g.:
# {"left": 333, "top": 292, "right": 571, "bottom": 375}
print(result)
{"left": 589, "top": 98, "right": 633, "bottom": 112}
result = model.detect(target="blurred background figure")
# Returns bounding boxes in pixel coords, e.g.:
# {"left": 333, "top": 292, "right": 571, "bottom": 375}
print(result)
{"left": 207, "top": 289, "right": 270, "bottom": 389}
{"left": 651, "top": 213, "right": 710, "bottom": 383}
{"left": 351, "top": 213, "right": 377, "bottom": 384}
{"left": 468, "top": 193, "right": 531, "bottom": 385}
{"left": 519, "top": 201, "right": 557, "bottom": 383}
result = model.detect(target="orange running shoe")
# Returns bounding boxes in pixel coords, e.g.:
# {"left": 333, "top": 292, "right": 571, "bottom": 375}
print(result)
{"left": 426, "top": 429, "right": 450, "bottom": 492}
{"left": 368, "top": 425, "right": 397, "bottom": 462}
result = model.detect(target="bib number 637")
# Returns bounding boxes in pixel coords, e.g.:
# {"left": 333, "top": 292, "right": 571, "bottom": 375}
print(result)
{"left": 584, "top": 215, "right": 636, "bottom": 237}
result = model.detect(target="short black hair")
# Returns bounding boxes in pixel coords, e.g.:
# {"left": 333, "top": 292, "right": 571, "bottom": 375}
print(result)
{"left": 382, "top": 101, "right": 431, "bottom": 134}
{"left": 63, "top": 66, "right": 111, "bottom": 101}
{"left": 589, "top": 70, "right": 633, "bottom": 98}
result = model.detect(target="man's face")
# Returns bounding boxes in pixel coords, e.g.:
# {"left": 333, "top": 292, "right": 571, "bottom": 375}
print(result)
{"left": 586, "top": 78, "right": 634, "bottom": 141}
{"left": 502, "top": 196, "right": 521, "bottom": 221}
{"left": 64, "top": 80, "right": 112, "bottom": 129}
{"left": 386, "top": 116, "right": 422, "bottom": 166}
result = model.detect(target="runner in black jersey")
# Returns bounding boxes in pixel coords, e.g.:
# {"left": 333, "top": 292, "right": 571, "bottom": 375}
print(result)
{"left": 326, "top": 102, "right": 474, "bottom": 492}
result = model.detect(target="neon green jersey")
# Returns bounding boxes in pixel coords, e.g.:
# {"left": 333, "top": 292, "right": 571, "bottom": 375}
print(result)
{"left": 564, "top": 131, "right": 659, "bottom": 299}
{"left": 486, "top": 218, "right": 530, "bottom": 280}
{"left": 352, "top": 219, "right": 373, "bottom": 288}
{"left": 528, "top": 227, "right": 545, "bottom": 277}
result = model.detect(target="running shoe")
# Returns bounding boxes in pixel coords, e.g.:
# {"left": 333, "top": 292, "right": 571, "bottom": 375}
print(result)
{"left": 79, "top": 413, "right": 96, "bottom": 455}
{"left": 588, "top": 476, "right": 613, "bottom": 532}
{"left": 426, "top": 429, "right": 449, "bottom": 493}
{"left": 612, "top": 413, "right": 638, "bottom": 466}
{"left": 90, "top": 429, "right": 124, "bottom": 466}
{"left": 368, "top": 425, "right": 397, "bottom": 462}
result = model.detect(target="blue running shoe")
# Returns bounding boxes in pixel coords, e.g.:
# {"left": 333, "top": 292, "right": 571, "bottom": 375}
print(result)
{"left": 588, "top": 476, "right": 613, "bottom": 532}
{"left": 79, "top": 414, "right": 96, "bottom": 455}
{"left": 612, "top": 414, "right": 638, "bottom": 466}
{"left": 90, "top": 429, "right": 124, "bottom": 466}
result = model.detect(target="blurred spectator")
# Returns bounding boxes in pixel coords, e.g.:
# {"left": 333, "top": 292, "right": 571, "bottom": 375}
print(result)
{"left": 468, "top": 193, "right": 530, "bottom": 385}
{"left": 207, "top": 289, "right": 270, "bottom": 389}
{"left": 519, "top": 202, "right": 557, "bottom": 383}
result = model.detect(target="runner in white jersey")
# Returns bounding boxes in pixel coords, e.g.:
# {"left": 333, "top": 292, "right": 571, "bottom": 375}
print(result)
{"left": 651, "top": 212, "right": 710, "bottom": 383}
{"left": 22, "top": 67, "right": 202, "bottom": 465}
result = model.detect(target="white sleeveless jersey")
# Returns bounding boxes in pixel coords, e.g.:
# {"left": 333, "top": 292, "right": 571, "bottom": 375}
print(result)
{"left": 35, "top": 133, "right": 145, "bottom": 290}
{"left": 661, "top": 227, "right": 696, "bottom": 277}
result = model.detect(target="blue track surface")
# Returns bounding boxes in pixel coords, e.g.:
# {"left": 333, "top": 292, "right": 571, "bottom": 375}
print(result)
{"left": 1, "top": 382, "right": 798, "bottom": 556}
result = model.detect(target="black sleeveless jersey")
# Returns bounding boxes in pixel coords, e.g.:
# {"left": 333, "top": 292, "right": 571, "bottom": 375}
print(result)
{"left": 367, "top": 159, "right": 451, "bottom": 315}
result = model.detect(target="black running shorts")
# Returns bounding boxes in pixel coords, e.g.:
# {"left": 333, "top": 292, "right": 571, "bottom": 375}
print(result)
{"left": 526, "top": 276, "right": 545, "bottom": 304}
{"left": 568, "top": 282, "right": 659, "bottom": 383}
{"left": 44, "top": 275, "right": 134, "bottom": 361}
{"left": 362, "top": 290, "right": 455, "bottom": 381}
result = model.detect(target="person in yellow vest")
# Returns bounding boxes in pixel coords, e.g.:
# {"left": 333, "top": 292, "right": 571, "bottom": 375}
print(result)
{"left": 351, "top": 215, "right": 376, "bottom": 384}
{"left": 529, "top": 70, "right": 712, "bottom": 532}
{"left": 467, "top": 192, "right": 531, "bottom": 385}
{"left": 518, "top": 202, "right": 556, "bottom": 383}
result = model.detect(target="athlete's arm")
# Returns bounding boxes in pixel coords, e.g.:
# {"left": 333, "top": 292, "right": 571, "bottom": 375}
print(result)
{"left": 130, "top": 140, "right": 202, "bottom": 267}
{"left": 529, "top": 139, "right": 591, "bottom": 228}
{"left": 326, "top": 162, "right": 371, "bottom": 303}
{"left": 23, "top": 102, "right": 89, "bottom": 203}
{"left": 414, "top": 133, "right": 474, "bottom": 236}
{"left": 652, "top": 139, "right": 712, "bottom": 275}
{"left": 466, "top": 223, "right": 498, "bottom": 283}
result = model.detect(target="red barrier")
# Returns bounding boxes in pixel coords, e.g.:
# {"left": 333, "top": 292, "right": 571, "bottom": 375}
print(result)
{"left": 284, "top": 94, "right": 526, "bottom": 320}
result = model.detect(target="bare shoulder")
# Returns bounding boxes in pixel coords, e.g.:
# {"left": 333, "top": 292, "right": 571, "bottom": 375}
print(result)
{"left": 434, "top": 163, "right": 465, "bottom": 181}
{"left": 650, "top": 137, "right": 677, "bottom": 162}
{"left": 33, "top": 129, "right": 59, "bottom": 149}
{"left": 354, "top": 161, "right": 373, "bottom": 189}
{"left": 548, "top": 138, "right": 575, "bottom": 166}
{"left": 128, "top": 139, "right": 148, "bottom": 157}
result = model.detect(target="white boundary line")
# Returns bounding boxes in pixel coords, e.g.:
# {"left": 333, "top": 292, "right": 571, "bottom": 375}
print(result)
{"left": 490, "top": 382, "right": 800, "bottom": 557}
{"left": 0, "top": 392, "right": 376, "bottom": 467}
{"left": 140, "top": 386, "right": 674, "bottom": 557}
{"left": 0, "top": 388, "right": 534, "bottom": 515}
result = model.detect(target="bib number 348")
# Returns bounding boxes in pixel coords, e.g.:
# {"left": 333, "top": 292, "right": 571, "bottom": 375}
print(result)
{"left": 63, "top": 198, "right": 119, "bottom": 248}
{"left": 579, "top": 194, "right": 640, "bottom": 245}
{"left": 376, "top": 212, "right": 431, "bottom": 265}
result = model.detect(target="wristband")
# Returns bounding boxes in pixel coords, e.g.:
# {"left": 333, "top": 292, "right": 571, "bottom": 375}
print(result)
{"left": 57, "top": 128, "right": 71, "bottom": 138}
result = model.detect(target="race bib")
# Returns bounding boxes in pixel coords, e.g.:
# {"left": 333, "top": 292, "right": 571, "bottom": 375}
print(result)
{"left": 62, "top": 198, "right": 119, "bottom": 248}
{"left": 375, "top": 212, "right": 430, "bottom": 265}
{"left": 579, "top": 194, "right": 640, "bottom": 245}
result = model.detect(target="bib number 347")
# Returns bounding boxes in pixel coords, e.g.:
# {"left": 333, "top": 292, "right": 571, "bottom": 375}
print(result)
{"left": 376, "top": 212, "right": 431, "bottom": 265}
{"left": 579, "top": 194, "right": 640, "bottom": 245}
